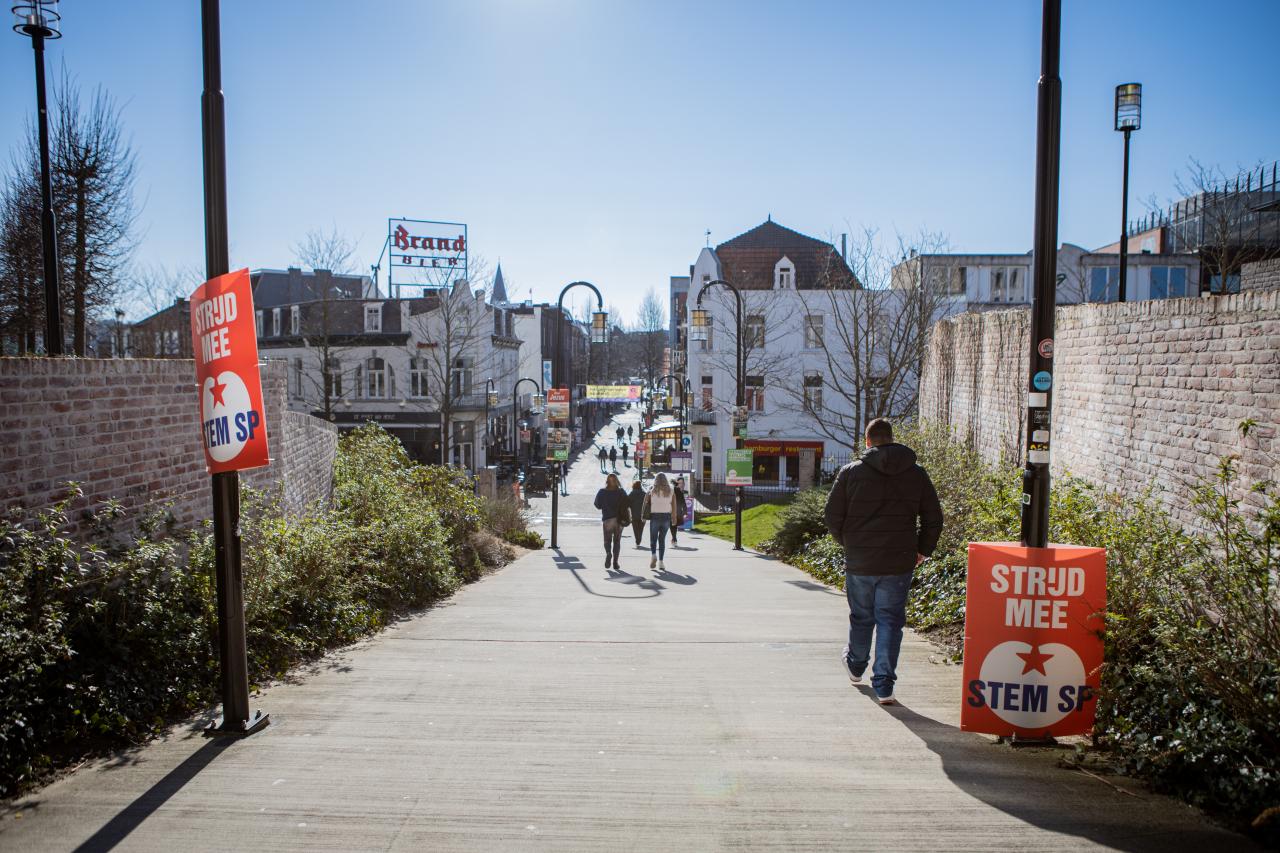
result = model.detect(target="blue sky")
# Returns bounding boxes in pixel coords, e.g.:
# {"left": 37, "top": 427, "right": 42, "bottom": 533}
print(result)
{"left": 2, "top": 0, "right": 1277, "bottom": 321}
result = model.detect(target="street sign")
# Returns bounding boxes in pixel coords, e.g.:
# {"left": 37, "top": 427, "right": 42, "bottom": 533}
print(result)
{"left": 189, "top": 268, "right": 270, "bottom": 474}
{"left": 635, "top": 440, "right": 648, "bottom": 458}
{"left": 960, "top": 542, "right": 1106, "bottom": 738}
{"left": 547, "top": 388, "right": 570, "bottom": 421}
{"left": 547, "top": 427, "right": 571, "bottom": 461}
{"left": 681, "top": 435, "right": 691, "bottom": 448}
{"left": 725, "top": 448, "right": 753, "bottom": 486}
{"left": 670, "top": 451, "right": 693, "bottom": 473}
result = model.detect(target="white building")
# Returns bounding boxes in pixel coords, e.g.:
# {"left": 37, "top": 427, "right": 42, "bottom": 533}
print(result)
{"left": 681, "top": 220, "right": 861, "bottom": 492}
{"left": 254, "top": 267, "right": 521, "bottom": 470}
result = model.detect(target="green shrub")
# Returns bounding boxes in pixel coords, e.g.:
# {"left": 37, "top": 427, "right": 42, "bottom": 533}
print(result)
{"left": 504, "top": 528, "right": 545, "bottom": 549}
{"left": 765, "top": 489, "right": 828, "bottom": 557}
{"left": 0, "top": 423, "right": 513, "bottom": 797}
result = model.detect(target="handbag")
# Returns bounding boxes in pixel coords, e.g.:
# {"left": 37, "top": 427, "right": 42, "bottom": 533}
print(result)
{"left": 642, "top": 493, "right": 652, "bottom": 521}
{"left": 617, "top": 497, "right": 632, "bottom": 527}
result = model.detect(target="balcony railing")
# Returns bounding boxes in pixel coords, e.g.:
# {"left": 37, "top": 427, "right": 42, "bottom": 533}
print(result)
{"left": 689, "top": 408, "right": 716, "bottom": 425}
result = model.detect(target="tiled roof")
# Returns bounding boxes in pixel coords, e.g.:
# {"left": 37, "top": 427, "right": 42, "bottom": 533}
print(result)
{"left": 714, "top": 220, "right": 858, "bottom": 290}
{"left": 250, "top": 268, "right": 378, "bottom": 308}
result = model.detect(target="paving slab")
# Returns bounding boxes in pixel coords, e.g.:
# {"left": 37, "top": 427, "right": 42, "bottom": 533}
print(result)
{"left": 0, "top": 409, "right": 1255, "bottom": 852}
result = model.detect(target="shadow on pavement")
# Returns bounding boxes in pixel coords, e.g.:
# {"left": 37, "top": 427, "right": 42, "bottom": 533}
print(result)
{"left": 654, "top": 567, "right": 698, "bottom": 585}
{"left": 71, "top": 738, "right": 233, "bottom": 853}
{"left": 785, "top": 579, "right": 843, "bottom": 596}
{"left": 552, "top": 550, "right": 660, "bottom": 599}
{"left": 870, "top": 695, "right": 1249, "bottom": 852}
{"left": 605, "top": 568, "right": 665, "bottom": 591}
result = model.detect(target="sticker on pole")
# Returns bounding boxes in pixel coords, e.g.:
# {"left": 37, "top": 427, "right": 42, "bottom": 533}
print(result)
{"left": 1032, "top": 371, "right": 1052, "bottom": 391}
{"left": 961, "top": 543, "right": 1106, "bottom": 738}
{"left": 189, "top": 268, "right": 269, "bottom": 474}
{"left": 725, "top": 449, "right": 753, "bottom": 486}
{"left": 1038, "top": 338, "right": 1054, "bottom": 359}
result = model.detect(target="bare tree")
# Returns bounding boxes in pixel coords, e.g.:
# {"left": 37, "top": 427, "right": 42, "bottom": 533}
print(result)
{"left": 49, "top": 74, "right": 138, "bottom": 355}
{"left": 0, "top": 167, "right": 43, "bottom": 353}
{"left": 790, "top": 228, "right": 952, "bottom": 450}
{"left": 634, "top": 287, "right": 667, "bottom": 395}
{"left": 292, "top": 225, "right": 357, "bottom": 274}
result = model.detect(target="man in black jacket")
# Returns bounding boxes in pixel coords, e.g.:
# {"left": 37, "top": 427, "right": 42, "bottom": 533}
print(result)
{"left": 825, "top": 418, "right": 943, "bottom": 705}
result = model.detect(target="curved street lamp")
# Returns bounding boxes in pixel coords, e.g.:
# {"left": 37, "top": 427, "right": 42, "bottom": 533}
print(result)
{"left": 512, "top": 377, "right": 544, "bottom": 468}
{"left": 12, "top": 1, "right": 63, "bottom": 354}
{"left": 692, "top": 278, "right": 744, "bottom": 550}
{"left": 551, "top": 281, "right": 608, "bottom": 548}
{"left": 484, "top": 377, "right": 499, "bottom": 460}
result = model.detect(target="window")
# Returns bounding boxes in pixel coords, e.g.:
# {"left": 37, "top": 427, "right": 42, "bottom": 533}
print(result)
{"left": 1007, "top": 268, "right": 1024, "bottom": 302}
{"left": 409, "top": 357, "right": 429, "bottom": 397}
{"left": 701, "top": 375, "right": 714, "bottom": 411}
{"left": 364, "top": 303, "right": 382, "bottom": 333}
{"left": 451, "top": 357, "right": 473, "bottom": 398}
{"left": 745, "top": 375, "right": 765, "bottom": 412}
{"left": 952, "top": 266, "right": 968, "bottom": 296}
{"left": 365, "top": 357, "right": 388, "bottom": 398}
{"left": 803, "top": 373, "right": 823, "bottom": 411}
{"left": 271, "top": 308, "right": 281, "bottom": 337}
{"left": 991, "top": 269, "right": 1005, "bottom": 302}
{"left": 804, "top": 314, "right": 824, "bottom": 349}
{"left": 745, "top": 314, "right": 765, "bottom": 348}
{"left": 775, "top": 256, "right": 794, "bottom": 290}
{"left": 324, "top": 356, "right": 343, "bottom": 399}
{"left": 1150, "top": 266, "right": 1188, "bottom": 300}
{"left": 290, "top": 305, "right": 300, "bottom": 336}
{"left": 1089, "top": 267, "right": 1119, "bottom": 302}
{"left": 255, "top": 310, "right": 263, "bottom": 338}
{"left": 292, "top": 357, "right": 304, "bottom": 399}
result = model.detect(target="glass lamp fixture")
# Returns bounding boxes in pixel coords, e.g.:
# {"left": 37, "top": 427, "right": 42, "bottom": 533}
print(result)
{"left": 689, "top": 307, "right": 710, "bottom": 342}
{"left": 590, "top": 310, "right": 609, "bottom": 344}
{"left": 1114, "top": 83, "right": 1141, "bottom": 131}
{"left": 11, "top": 1, "right": 60, "bottom": 37}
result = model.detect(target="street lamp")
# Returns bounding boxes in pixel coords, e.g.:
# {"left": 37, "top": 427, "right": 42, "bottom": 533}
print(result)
{"left": 114, "top": 308, "right": 125, "bottom": 357}
{"left": 484, "top": 378, "right": 499, "bottom": 462}
{"left": 12, "top": 2, "right": 64, "bottom": 355}
{"left": 513, "top": 377, "right": 543, "bottom": 469}
{"left": 552, "top": 281, "right": 607, "bottom": 548}
{"left": 693, "top": 279, "right": 745, "bottom": 551}
{"left": 1114, "top": 82, "right": 1141, "bottom": 303}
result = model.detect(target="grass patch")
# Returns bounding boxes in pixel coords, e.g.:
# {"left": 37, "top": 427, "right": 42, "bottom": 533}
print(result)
{"left": 694, "top": 503, "right": 785, "bottom": 550}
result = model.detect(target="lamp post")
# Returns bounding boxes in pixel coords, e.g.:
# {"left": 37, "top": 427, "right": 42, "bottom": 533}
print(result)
{"left": 655, "top": 372, "right": 686, "bottom": 457}
{"left": 1019, "top": 0, "right": 1063, "bottom": 551}
{"left": 552, "top": 282, "right": 608, "bottom": 549}
{"left": 691, "top": 279, "right": 744, "bottom": 551}
{"left": 513, "top": 377, "right": 544, "bottom": 471}
{"left": 114, "top": 308, "right": 125, "bottom": 357}
{"left": 12, "top": 2, "right": 64, "bottom": 355}
{"left": 484, "top": 378, "right": 499, "bottom": 465}
{"left": 1114, "top": 83, "right": 1141, "bottom": 303}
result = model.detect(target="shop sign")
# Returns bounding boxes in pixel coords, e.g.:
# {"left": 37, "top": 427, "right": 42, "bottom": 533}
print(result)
{"left": 585, "top": 384, "right": 641, "bottom": 402}
{"left": 725, "top": 449, "right": 754, "bottom": 486}
{"left": 743, "top": 439, "right": 824, "bottom": 457}
{"left": 961, "top": 543, "right": 1106, "bottom": 738}
{"left": 388, "top": 217, "right": 468, "bottom": 290}
{"left": 189, "top": 269, "right": 270, "bottom": 474}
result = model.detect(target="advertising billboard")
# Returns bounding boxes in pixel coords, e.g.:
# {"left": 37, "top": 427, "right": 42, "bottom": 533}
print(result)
{"left": 388, "top": 218, "right": 468, "bottom": 294}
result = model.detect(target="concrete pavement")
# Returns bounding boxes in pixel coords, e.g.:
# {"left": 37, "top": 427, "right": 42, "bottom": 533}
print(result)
{"left": 0, "top": 409, "right": 1253, "bottom": 852}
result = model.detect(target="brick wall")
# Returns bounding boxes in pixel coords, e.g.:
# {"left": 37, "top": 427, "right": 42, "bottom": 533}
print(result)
{"left": 1242, "top": 258, "right": 1280, "bottom": 292}
{"left": 1, "top": 357, "right": 336, "bottom": 534}
{"left": 919, "top": 290, "right": 1280, "bottom": 529}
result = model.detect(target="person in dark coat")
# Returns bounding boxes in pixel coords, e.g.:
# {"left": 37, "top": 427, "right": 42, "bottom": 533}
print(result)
{"left": 608, "top": 445, "right": 617, "bottom": 470}
{"left": 621, "top": 443, "right": 629, "bottom": 466}
{"left": 671, "top": 477, "right": 687, "bottom": 545}
{"left": 824, "top": 418, "right": 943, "bottom": 706}
{"left": 594, "top": 473, "right": 628, "bottom": 568}
{"left": 627, "top": 480, "right": 647, "bottom": 547}
{"left": 597, "top": 445, "right": 608, "bottom": 473}
{"left": 627, "top": 424, "right": 634, "bottom": 442}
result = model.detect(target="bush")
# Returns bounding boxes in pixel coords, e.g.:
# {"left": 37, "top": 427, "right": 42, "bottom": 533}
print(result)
{"left": 764, "top": 489, "right": 828, "bottom": 557}
{"left": 0, "top": 424, "right": 514, "bottom": 797}
{"left": 503, "top": 528, "right": 545, "bottom": 549}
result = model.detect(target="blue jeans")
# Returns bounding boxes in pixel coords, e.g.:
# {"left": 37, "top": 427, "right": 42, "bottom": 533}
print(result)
{"left": 845, "top": 571, "right": 913, "bottom": 696}
{"left": 649, "top": 512, "right": 672, "bottom": 559}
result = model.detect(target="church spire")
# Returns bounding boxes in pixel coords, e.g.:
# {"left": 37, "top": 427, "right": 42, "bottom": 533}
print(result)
{"left": 492, "top": 263, "right": 509, "bottom": 304}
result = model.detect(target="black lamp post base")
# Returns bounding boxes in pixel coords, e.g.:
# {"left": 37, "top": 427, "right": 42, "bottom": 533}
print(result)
{"left": 205, "top": 709, "right": 270, "bottom": 738}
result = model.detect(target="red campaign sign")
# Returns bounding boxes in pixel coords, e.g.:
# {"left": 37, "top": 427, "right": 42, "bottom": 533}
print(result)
{"left": 961, "top": 542, "right": 1106, "bottom": 738}
{"left": 546, "top": 387, "right": 571, "bottom": 422}
{"left": 189, "top": 269, "right": 270, "bottom": 474}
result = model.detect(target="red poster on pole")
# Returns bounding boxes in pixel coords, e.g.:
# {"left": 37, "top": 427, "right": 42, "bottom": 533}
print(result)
{"left": 189, "top": 268, "right": 270, "bottom": 474}
{"left": 547, "top": 387, "right": 570, "bottom": 422}
{"left": 961, "top": 542, "right": 1106, "bottom": 738}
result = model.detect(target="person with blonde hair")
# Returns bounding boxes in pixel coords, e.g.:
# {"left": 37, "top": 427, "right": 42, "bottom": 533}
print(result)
{"left": 642, "top": 472, "right": 675, "bottom": 570}
{"left": 594, "top": 472, "right": 629, "bottom": 568}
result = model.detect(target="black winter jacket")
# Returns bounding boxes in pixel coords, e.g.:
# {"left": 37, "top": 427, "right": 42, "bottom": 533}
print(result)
{"left": 824, "top": 443, "right": 944, "bottom": 576}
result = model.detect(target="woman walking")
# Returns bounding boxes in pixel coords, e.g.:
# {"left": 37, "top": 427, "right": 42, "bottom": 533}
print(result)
{"left": 628, "top": 479, "right": 647, "bottom": 547}
{"left": 671, "top": 477, "right": 688, "bottom": 545}
{"left": 594, "top": 473, "right": 628, "bottom": 569}
{"left": 643, "top": 473, "right": 675, "bottom": 570}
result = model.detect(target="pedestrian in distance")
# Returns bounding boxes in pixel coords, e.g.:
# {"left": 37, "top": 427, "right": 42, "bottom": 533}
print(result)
{"left": 627, "top": 424, "right": 634, "bottom": 442}
{"left": 628, "top": 479, "right": 647, "bottom": 547}
{"left": 597, "top": 445, "right": 608, "bottom": 473}
{"left": 559, "top": 461, "right": 569, "bottom": 496}
{"left": 643, "top": 472, "right": 676, "bottom": 571}
{"left": 671, "top": 477, "right": 687, "bottom": 545}
{"left": 609, "top": 445, "right": 617, "bottom": 471}
{"left": 594, "top": 473, "right": 629, "bottom": 569}
{"left": 616, "top": 426, "right": 624, "bottom": 445}
{"left": 621, "top": 443, "right": 630, "bottom": 467}
{"left": 824, "top": 418, "right": 943, "bottom": 706}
